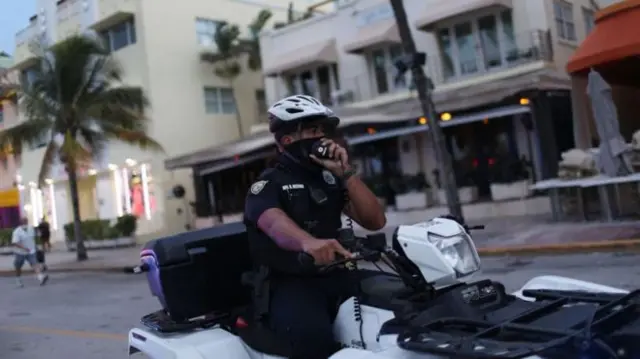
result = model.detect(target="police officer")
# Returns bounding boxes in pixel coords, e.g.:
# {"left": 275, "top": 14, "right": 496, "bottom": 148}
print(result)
{"left": 244, "top": 95, "right": 386, "bottom": 359}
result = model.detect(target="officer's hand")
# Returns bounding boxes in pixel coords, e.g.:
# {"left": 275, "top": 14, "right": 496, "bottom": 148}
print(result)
{"left": 302, "top": 238, "right": 353, "bottom": 265}
{"left": 310, "top": 138, "right": 350, "bottom": 177}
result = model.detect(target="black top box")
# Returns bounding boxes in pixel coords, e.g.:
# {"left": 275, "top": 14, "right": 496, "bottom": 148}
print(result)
{"left": 141, "top": 222, "right": 253, "bottom": 323}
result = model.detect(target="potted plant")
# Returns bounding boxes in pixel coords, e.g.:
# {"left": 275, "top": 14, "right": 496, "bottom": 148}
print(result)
{"left": 392, "top": 173, "right": 432, "bottom": 210}
{"left": 489, "top": 155, "right": 533, "bottom": 201}
{"left": 433, "top": 169, "right": 478, "bottom": 205}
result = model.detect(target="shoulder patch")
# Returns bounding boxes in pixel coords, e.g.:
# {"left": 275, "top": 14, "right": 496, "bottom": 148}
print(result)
{"left": 250, "top": 180, "right": 268, "bottom": 194}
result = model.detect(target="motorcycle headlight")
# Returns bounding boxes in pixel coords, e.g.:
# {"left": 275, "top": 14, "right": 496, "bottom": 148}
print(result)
{"left": 427, "top": 231, "right": 480, "bottom": 277}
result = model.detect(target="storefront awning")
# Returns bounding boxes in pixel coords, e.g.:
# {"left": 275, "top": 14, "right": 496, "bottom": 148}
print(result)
{"left": 165, "top": 110, "right": 410, "bottom": 171}
{"left": 566, "top": 0, "right": 640, "bottom": 74}
{"left": 348, "top": 104, "right": 530, "bottom": 145}
{"left": 343, "top": 21, "right": 401, "bottom": 54}
{"left": 263, "top": 39, "right": 338, "bottom": 77}
{"left": 415, "top": 0, "right": 512, "bottom": 31}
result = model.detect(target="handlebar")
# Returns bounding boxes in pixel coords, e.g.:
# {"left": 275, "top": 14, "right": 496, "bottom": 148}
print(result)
{"left": 297, "top": 230, "right": 385, "bottom": 272}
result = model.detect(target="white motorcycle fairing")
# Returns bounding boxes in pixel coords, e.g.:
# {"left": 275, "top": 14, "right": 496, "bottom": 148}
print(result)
{"left": 128, "top": 274, "right": 626, "bottom": 359}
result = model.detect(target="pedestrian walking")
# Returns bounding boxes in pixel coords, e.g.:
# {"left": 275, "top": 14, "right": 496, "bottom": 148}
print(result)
{"left": 37, "top": 217, "right": 51, "bottom": 253}
{"left": 12, "top": 217, "right": 49, "bottom": 288}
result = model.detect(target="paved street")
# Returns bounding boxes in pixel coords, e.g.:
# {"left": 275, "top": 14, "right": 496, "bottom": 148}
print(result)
{"left": 2, "top": 251, "right": 640, "bottom": 358}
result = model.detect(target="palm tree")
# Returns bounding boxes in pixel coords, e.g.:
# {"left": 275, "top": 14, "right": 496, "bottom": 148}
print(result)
{"left": 212, "top": 21, "right": 244, "bottom": 138}
{"left": 274, "top": 2, "right": 313, "bottom": 29}
{"left": 0, "top": 34, "right": 163, "bottom": 261}
{"left": 246, "top": 9, "right": 273, "bottom": 71}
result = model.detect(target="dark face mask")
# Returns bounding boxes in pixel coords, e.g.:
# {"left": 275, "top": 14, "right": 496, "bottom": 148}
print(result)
{"left": 283, "top": 137, "right": 324, "bottom": 169}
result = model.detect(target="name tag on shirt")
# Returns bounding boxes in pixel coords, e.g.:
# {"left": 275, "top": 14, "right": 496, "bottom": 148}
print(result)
{"left": 282, "top": 184, "right": 305, "bottom": 191}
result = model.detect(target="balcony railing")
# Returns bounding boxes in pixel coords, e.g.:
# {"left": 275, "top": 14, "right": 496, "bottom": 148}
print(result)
{"left": 265, "top": 31, "right": 552, "bottom": 108}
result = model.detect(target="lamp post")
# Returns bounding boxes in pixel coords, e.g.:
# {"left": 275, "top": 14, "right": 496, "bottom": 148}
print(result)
{"left": 389, "top": 0, "right": 464, "bottom": 221}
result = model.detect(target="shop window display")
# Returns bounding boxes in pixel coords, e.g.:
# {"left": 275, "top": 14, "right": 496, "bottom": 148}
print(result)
{"left": 124, "top": 165, "right": 156, "bottom": 219}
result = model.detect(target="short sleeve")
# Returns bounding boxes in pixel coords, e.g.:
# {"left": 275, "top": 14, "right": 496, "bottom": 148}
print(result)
{"left": 11, "top": 229, "right": 20, "bottom": 244}
{"left": 244, "top": 179, "right": 283, "bottom": 224}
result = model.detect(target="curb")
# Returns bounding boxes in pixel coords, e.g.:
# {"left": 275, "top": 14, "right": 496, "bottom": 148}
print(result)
{"left": 3, "top": 239, "right": 640, "bottom": 277}
{"left": 0, "top": 266, "right": 133, "bottom": 277}
{"left": 477, "top": 238, "right": 640, "bottom": 256}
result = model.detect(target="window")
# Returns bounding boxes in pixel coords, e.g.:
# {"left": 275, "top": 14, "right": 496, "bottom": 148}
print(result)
{"left": 454, "top": 22, "right": 478, "bottom": 75}
{"left": 367, "top": 44, "right": 407, "bottom": 95}
{"left": 100, "top": 18, "right": 136, "bottom": 52}
{"left": 437, "top": 29, "right": 455, "bottom": 79}
{"left": 554, "top": 0, "right": 576, "bottom": 41}
{"left": 255, "top": 89, "right": 267, "bottom": 118}
{"left": 583, "top": 7, "right": 595, "bottom": 34}
{"left": 435, "top": 10, "right": 530, "bottom": 81}
{"left": 21, "top": 67, "right": 38, "bottom": 88}
{"left": 283, "top": 65, "right": 340, "bottom": 104}
{"left": 196, "top": 18, "right": 221, "bottom": 47}
{"left": 204, "top": 87, "right": 236, "bottom": 114}
{"left": 478, "top": 15, "right": 501, "bottom": 69}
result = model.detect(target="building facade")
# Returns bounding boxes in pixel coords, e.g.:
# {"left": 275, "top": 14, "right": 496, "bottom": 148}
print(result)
{"left": 164, "top": 0, "right": 609, "bottom": 221}
{"left": 10, "top": 0, "right": 313, "bottom": 237}
{"left": 0, "top": 54, "right": 22, "bottom": 229}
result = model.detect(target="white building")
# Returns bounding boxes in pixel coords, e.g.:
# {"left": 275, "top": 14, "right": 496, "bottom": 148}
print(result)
{"left": 7, "top": 0, "right": 316, "bottom": 238}
{"left": 166, "top": 0, "right": 609, "bottom": 219}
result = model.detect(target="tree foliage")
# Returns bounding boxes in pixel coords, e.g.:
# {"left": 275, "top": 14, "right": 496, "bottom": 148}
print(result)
{"left": 0, "top": 34, "right": 162, "bottom": 260}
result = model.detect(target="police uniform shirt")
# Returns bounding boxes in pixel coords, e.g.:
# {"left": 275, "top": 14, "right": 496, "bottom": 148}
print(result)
{"left": 244, "top": 155, "right": 346, "bottom": 273}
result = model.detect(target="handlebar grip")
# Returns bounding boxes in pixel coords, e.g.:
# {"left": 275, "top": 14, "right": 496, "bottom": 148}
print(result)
{"left": 297, "top": 252, "right": 315, "bottom": 268}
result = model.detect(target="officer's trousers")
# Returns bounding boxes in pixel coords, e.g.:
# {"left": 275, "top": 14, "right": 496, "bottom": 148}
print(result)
{"left": 268, "top": 270, "right": 376, "bottom": 359}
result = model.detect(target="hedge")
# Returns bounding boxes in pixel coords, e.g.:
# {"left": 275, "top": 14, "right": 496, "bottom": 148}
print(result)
{"left": 0, "top": 229, "right": 11, "bottom": 247}
{"left": 0, "top": 214, "right": 137, "bottom": 247}
{"left": 64, "top": 214, "right": 137, "bottom": 242}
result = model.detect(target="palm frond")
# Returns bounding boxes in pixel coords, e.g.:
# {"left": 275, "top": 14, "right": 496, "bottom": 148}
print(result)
{"left": 247, "top": 10, "right": 273, "bottom": 71}
{"left": 214, "top": 62, "right": 242, "bottom": 80}
{"left": 102, "top": 125, "right": 164, "bottom": 153}
{"left": 214, "top": 22, "right": 241, "bottom": 60}
{"left": 59, "top": 131, "right": 92, "bottom": 169}
{"left": 83, "top": 87, "right": 148, "bottom": 128}
{"left": 0, "top": 119, "right": 52, "bottom": 158}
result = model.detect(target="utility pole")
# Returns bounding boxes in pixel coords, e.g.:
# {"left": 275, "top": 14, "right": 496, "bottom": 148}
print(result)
{"left": 388, "top": 0, "right": 464, "bottom": 221}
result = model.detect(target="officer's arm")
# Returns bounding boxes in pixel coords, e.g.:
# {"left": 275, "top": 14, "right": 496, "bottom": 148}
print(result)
{"left": 245, "top": 180, "right": 316, "bottom": 252}
{"left": 343, "top": 175, "right": 387, "bottom": 231}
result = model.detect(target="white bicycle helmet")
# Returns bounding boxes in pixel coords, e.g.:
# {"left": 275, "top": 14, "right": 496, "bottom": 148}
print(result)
{"left": 267, "top": 95, "right": 339, "bottom": 135}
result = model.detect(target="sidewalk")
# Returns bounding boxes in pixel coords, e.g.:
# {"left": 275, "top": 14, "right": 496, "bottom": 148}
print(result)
{"left": 2, "top": 215, "right": 640, "bottom": 276}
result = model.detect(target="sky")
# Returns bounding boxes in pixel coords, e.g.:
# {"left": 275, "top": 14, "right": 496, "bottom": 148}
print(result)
{"left": 0, "top": 1, "right": 36, "bottom": 55}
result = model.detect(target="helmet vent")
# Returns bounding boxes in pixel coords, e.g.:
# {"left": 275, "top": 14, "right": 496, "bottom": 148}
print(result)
{"left": 285, "top": 108, "right": 304, "bottom": 114}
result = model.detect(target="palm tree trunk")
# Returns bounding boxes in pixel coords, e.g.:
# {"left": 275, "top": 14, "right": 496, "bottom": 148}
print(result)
{"left": 389, "top": 0, "right": 463, "bottom": 220}
{"left": 67, "top": 169, "right": 88, "bottom": 261}
{"left": 231, "top": 81, "right": 243, "bottom": 138}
